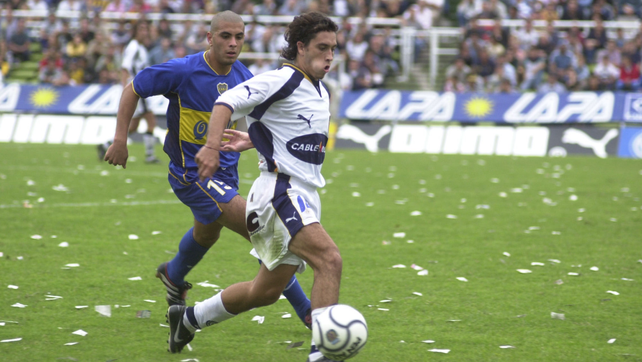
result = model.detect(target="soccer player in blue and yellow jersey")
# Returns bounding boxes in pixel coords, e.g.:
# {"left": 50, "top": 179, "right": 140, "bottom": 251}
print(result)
{"left": 103, "top": 11, "right": 312, "bottom": 329}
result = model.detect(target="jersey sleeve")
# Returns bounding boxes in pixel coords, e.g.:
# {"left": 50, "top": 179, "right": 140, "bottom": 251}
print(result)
{"left": 215, "top": 68, "right": 293, "bottom": 120}
{"left": 132, "top": 58, "right": 187, "bottom": 98}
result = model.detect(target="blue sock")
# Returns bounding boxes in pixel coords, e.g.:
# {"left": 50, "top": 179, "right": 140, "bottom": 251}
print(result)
{"left": 167, "top": 227, "right": 208, "bottom": 286}
{"left": 258, "top": 260, "right": 311, "bottom": 324}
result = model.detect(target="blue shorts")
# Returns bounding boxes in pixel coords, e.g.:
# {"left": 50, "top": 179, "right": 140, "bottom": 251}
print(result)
{"left": 168, "top": 168, "right": 239, "bottom": 225}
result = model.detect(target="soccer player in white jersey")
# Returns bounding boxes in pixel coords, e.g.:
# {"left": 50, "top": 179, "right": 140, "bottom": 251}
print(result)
{"left": 166, "top": 12, "right": 342, "bottom": 362}
{"left": 98, "top": 20, "right": 160, "bottom": 164}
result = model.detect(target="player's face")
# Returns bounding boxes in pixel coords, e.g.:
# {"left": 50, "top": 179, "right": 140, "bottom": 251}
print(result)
{"left": 299, "top": 31, "right": 337, "bottom": 81}
{"left": 208, "top": 21, "right": 245, "bottom": 67}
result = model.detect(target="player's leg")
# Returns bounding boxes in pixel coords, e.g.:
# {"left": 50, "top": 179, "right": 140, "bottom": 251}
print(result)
{"left": 217, "top": 194, "right": 312, "bottom": 327}
{"left": 167, "top": 263, "right": 297, "bottom": 353}
{"left": 287, "top": 223, "right": 342, "bottom": 362}
{"left": 141, "top": 110, "right": 159, "bottom": 163}
{"left": 157, "top": 219, "right": 224, "bottom": 305}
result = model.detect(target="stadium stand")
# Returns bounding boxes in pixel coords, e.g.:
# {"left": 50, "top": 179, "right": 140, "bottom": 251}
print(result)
{"left": 0, "top": 1, "right": 640, "bottom": 93}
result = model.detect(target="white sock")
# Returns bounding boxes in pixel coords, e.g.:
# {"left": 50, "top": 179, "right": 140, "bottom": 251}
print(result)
{"left": 142, "top": 133, "right": 156, "bottom": 157}
{"left": 185, "top": 292, "right": 236, "bottom": 332}
{"left": 308, "top": 307, "right": 329, "bottom": 361}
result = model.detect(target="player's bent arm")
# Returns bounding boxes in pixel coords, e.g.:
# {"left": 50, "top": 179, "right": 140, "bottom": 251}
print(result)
{"left": 195, "top": 104, "right": 233, "bottom": 182}
{"left": 113, "top": 82, "right": 140, "bottom": 144}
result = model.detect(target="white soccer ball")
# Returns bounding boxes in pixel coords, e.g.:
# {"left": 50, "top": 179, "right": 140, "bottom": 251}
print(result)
{"left": 312, "top": 304, "right": 368, "bottom": 361}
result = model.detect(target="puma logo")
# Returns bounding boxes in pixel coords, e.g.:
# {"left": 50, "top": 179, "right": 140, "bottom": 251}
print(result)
{"left": 245, "top": 85, "right": 254, "bottom": 99}
{"left": 285, "top": 211, "right": 298, "bottom": 223}
{"left": 336, "top": 124, "right": 392, "bottom": 152}
{"left": 562, "top": 128, "right": 618, "bottom": 159}
{"left": 297, "top": 114, "right": 313, "bottom": 128}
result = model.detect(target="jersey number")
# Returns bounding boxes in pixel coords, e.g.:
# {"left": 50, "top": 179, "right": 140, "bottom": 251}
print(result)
{"left": 207, "top": 180, "right": 226, "bottom": 195}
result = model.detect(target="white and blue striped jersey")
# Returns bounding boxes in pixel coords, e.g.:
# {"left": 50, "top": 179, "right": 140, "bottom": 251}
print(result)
{"left": 215, "top": 64, "right": 331, "bottom": 188}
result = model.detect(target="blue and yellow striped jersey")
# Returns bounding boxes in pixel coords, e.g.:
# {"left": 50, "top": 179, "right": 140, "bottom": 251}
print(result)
{"left": 133, "top": 51, "right": 253, "bottom": 185}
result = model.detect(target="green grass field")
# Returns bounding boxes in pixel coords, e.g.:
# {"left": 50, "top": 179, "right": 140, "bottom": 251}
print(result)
{"left": 1, "top": 143, "right": 641, "bottom": 362}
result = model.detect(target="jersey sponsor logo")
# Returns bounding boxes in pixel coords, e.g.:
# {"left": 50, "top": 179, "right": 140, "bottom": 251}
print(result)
{"left": 297, "top": 114, "right": 313, "bottom": 128}
{"left": 217, "top": 82, "right": 228, "bottom": 95}
{"left": 193, "top": 120, "right": 208, "bottom": 140}
{"left": 286, "top": 133, "right": 328, "bottom": 165}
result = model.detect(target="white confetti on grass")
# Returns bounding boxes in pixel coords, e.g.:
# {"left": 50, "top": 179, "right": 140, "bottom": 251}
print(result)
{"left": 65, "top": 263, "right": 80, "bottom": 268}
{"left": 128, "top": 234, "right": 139, "bottom": 240}
{"left": 8, "top": 285, "right": 18, "bottom": 289}
{"left": 392, "top": 264, "right": 406, "bottom": 268}
{"left": 281, "top": 313, "right": 291, "bottom": 319}
{"left": 606, "top": 291, "right": 620, "bottom": 295}
{"left": 548, "top": 259, "right": 561, "bottom": 264}
{"left": 393, "top": 232, "right": 406, "bottom": 238}
{"left": 196, "top": 281, "right": 220, "bottom": 288}
{"left": 417, "top": 270, "right": 429, "bottom": 276}
{"left": 1, "top": 338, "right": 22, "bottom": 343}
{"left": 377, "top": 308, "right": 389, "bottom": 311}
{"left": 30, "top": 234, "right": 42, "bottom": 239}
{"left": 590, "top": 266, "right": 599, "bottom": 271}
{"left": 503, "top": 252, "right": 511, "bottom": 257}
{"left": 608, "top": 338, "right": 616, "bottom": 344}
{"left": 251, "top": 316, "right": 265, "bottom": 324}
{"left": 72, "top": 330, "right": 88, "bottom": 337}
{"left": 551, "top": 312, "right": 565, "bottom": 320}
{"left": 410, "top": 211, "right": 422, "bottom": 216}
{"left": 446, "top": 214, "right": 458, "bottom": 219}
{"left": 499, "top": 192, "right": 507, "bottom": 198}
{"left": 352, "top": 192, "right": 361, "bottom": 197}
{"left": 568, "top": 272, "right": 579, "bottom": 276}
{"left": 75, "top": 306, "right": 88, "bottom": 309}
{"left": 621, "top": 278, "right": 634, "bottom": 281}
{"left": 517, "top": 269, "right": 532, "bottom": 274}
{"left": 58, "top": 242, "right": 69, "bottom": 247}
{"left": 128, "top": 276, "right": 142, "bottom": 281}
{"left": 52, "top": 184, "right": 69, "bottom": 192}
{"left": 428, "top": 349, "right": 450, "bottom": 354}
{"left": 421, "top": 340, "right": 435, "bottom": 344}
{"left": 45, "top": 295, "right": 63, "bottom": 301}
{"left": 569, "top": 195, "right": 578, "bottom": 201}
{"left": 531, "top": 262, "right": 545, "bottom": 266}
{"left": 95, "top": 305, "right": 111, "bottom": 317}
{"left": 413, "top": 292, "right": 423, "bottom": 296}
{"left": 500, "top": 345, "right": 516, "bottom": 349}
{"left": 411, "top": 264, "right": 424, "bottom": 270}
{"left": 365, "top": 202, "right": 374, "bottom": 207}
{"left": 151, "top": 231, "right": 162, "bottom": 235}
{"left": 456, "top": 277, "right": 468, "bottom": 282}
{"left": 64, "top": 342, "right": 78, "bottom": 346}
{"left": 11, "top": 303, "right": 27, "bottom": 308}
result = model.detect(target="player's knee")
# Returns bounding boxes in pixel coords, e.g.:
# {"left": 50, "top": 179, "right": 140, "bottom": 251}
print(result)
{"left": 324, "top": 249, "right": 343, "bottom": 276}
{"left": 193, "top": 229, "right": 220, "bottom": 248}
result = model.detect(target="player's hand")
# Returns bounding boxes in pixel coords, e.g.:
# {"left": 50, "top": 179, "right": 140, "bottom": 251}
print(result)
{"left": 104, "top": 140, "right": 129, "bottom": 169}
{"left": 195, "top": 145, "right": 220, "bottom": 182}
{"left": 221, "top": 129, "right": 254, "bottom": 153}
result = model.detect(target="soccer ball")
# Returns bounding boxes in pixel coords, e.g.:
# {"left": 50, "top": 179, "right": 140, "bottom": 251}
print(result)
{"left": 312, "top": 304, "right": 368, "bottom": 361}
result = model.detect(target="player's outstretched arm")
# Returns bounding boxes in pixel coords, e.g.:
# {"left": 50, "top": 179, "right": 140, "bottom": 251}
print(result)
{"left": 195, "top": 104, "right": 233, "bottom": 182}
{"left": 104, "top": 82, "right": 140, "bottom": 168}
{"left": 221, "top": 129, "right": 254, "bottom": 153}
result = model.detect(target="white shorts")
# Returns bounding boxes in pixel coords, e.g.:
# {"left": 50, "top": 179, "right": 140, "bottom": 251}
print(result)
{"left": 133, "top": 97, "right": 151, "bottom": 118}
{"left": 246, "top": 172, "right": 321, "bottom": 273}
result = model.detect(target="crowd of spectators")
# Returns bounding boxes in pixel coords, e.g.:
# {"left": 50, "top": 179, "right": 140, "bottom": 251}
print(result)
{"left": 3, "top": 0, "right": 640, "bottom": 93}
{"left": 448, "top": 0, "right": 642, "bottom": 93}
{"left": 1, "top": 0, "right": 450, "bottom": 88}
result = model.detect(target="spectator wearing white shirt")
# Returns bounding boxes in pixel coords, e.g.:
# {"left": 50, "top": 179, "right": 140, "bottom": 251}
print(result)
{"left": 345, "top": 31, "right": 369, "bottom": 62}
{"left": 593, "top": 54, "right": 620, "bottom": 89}
{"left": 515, "top": 18, "right": 540, "bottom": 50}
{"left": 248, "top": 58, "right": 273, "bottom": 76}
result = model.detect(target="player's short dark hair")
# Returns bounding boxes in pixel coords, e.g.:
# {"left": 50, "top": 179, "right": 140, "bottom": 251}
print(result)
{"left": 281, "top": 12, "right": 338, "bottom": 61}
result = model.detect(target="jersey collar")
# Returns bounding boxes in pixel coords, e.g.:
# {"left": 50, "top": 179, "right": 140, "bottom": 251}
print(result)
{"left": 203, "top": 50, "right": 232, "bottom": 76}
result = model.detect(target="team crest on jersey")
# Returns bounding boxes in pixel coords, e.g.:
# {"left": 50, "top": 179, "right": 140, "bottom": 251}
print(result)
{"left": 217, "top": 82, "right": 228, "bottom": 95}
